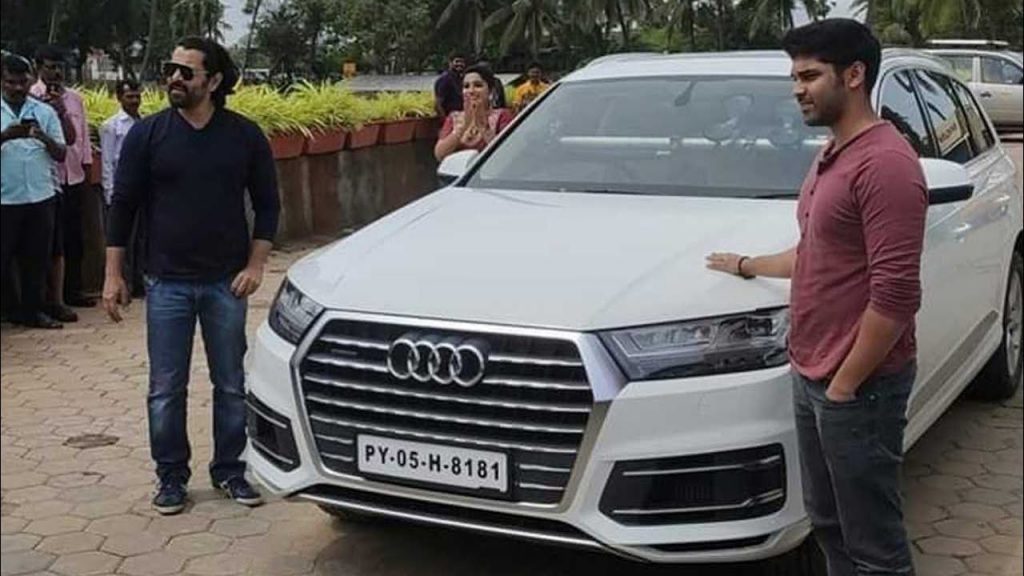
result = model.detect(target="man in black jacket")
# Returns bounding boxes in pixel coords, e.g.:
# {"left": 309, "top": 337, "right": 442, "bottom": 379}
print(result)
{"left": 103, "top": 37, "right": 280, "bottom": 515}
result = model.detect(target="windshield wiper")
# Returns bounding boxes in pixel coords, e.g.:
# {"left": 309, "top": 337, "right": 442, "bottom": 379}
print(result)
{"left": 569, "top": 188, "right": 646, "bottom": 196}
{"left": 752, "top": 193, "right": 800, "bottom": 199}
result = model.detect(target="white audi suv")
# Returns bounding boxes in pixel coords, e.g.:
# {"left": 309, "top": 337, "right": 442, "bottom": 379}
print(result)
{"left": 246, "top": 50, "right": 1023, "bottom": 572}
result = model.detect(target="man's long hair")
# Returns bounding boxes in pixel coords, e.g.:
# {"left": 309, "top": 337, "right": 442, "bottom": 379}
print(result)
{"left": 176, "top": 36, "right": 239, "bottom": 108}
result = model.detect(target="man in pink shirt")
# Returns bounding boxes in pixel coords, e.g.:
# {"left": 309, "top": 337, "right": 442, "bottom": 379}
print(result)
{"left": 707, "top": 20, "right": 926, "bottom": 576}
{"left": 31, "top": 45, "right": 95, "bottom": 323}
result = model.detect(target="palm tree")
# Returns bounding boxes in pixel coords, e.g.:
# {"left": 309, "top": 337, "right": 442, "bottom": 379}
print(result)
{"left": 714, "top": 0, "right": 729, "bottom": 50}
{"left": 853, "top": 0, "right": 979, "bottom": 45}
{"left": 483, "top": 0, "right": 560, "bottom": 58}
{"left": 48, "top": 0, "right": 62, "bottom": 42}
{"left": 170, "top": 0, "right": 225, "bottom": 40}
{"left": 140, "top": 0, "right": 163, "bottom": 77}
{"left": 437, "top": 0, "right": 488, "bottom": 56}
{"left": 663, "top": 0, "right": 701, "bottom": 51}
{"left": 746, "top": 0, "right": 826, "bottom": 39}
{"left": 582, "top": 0, "right": 650, "bottom": 49}
{"left": 918, "top": 0, "right": 981, "bottom": 36}
{"left": 241, "top": 0, "right": 263, "bottom": 77}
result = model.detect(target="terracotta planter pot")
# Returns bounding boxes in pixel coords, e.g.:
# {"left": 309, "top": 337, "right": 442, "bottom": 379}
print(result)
{"left": 89, "top": 151, "right": 102, "bottom": 185}
{"left": 269, "top": 132, "right": 306, "bottom": 160}
{"left": 414, "top": 117, "right": 441, "bottom": 141}
{"left": 347, "top": 123, "right": 382, "bottom": 150}
{"left": 380, "top": 119, "right": 417, "bottom": 145}
{"left": 305, "top": 128, "right": 348, "bottom": 155}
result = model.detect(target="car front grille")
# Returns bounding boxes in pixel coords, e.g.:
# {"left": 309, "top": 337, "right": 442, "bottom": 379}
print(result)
{"left": 298, "top": 319, "right": 595, "bottom": 506}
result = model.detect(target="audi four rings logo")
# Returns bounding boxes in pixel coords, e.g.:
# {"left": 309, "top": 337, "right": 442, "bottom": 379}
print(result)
{"left": 387, "top": 333, "right": 490, "bottom": 387}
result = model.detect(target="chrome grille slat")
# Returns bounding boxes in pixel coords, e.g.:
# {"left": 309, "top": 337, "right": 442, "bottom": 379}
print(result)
{"left": 304, "top": 374, "right": 591, "bottom": 414}
{"left": 621, "top": 455, "right": 783, "bottom": 478}
{"left": 517, "top": 482, "right": 566, "bottom": 492}
{"left": 306, "top": 393, "right": 587, "bottom": 435}
{"left": 488, "top": 353, "right": 584, "bottom": 368}
{"left": 611, "top": 489, "right": 786, "bottom": 516}
{"left": 482, "top": 377, "right": 590, "bottom": 392}
{"left": 301, "top": 319, "right": 594, "bottom": 505}
{"left": 517, "top": 464, "right": 572, "bottom": 474}
{"left": 321, "top": 453, "right": 355, "bottom": 464}
{"left": 245, "top": 400, "right": 289, "bottom": 430}
{"left": 309, "top": 414, "right": 580, "bottom": 455}
{"left": 251, "top": 438, "right": 297, "bottom": 467}
{"left": 306, "top": 353, "right": 390, "bottom": 373}
{"left": 320, "top": 335, "right": 390, "bottom": 351}
{"left": 313, "top": 432, "right": 354, "bottom": 446}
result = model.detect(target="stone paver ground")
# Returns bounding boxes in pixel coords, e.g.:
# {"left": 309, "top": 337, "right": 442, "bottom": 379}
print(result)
{"left": 3, "top": 142, "right": 1022, "bottom": 575}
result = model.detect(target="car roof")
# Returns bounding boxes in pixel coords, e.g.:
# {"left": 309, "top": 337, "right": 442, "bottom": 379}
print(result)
{"left": 563, "top": 49, "right": 951, "bottom": 84}
{"left": 928, "top": 39, "right": 1010, "bottom": 48}
{"left": 928, "top": 48, "right": 1022, "bottom": 60}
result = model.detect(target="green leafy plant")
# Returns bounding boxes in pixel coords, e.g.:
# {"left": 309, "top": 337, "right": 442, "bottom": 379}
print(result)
{"left": 78, "top": 87, "right": 122, "bottom": 132}
{"left": 230, "top": 85, "right": 310, "bottom": 136}
{"left": 288, "top": 82, "right": 366, "bottom": 131}
{"left": 140, "top": 88, "right": 168, "bottom": 117}
{"left": 74, "top": 82, "right": 440, "bottom": 139}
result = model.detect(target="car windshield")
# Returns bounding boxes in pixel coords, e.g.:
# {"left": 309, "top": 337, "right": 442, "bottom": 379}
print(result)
{"left": 466, "top": 76, "right": 830, "bottom": 198}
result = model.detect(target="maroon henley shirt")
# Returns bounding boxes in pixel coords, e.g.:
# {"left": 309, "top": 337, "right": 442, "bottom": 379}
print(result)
{"left": 789, "top": 121, "right": 928, "bottom": 382}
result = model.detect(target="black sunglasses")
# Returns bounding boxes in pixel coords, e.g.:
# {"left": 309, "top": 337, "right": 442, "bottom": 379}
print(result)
{"left": 161, "top": 61, "right": 208, "bottom": 81}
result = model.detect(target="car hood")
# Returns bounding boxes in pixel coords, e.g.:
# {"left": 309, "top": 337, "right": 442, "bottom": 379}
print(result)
{"left": 288, "top": 187, "right": 797, "bottom": 331}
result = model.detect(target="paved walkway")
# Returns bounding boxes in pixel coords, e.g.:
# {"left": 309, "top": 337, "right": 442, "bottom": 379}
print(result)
{"left": 3, "top": 144, "right": 1022, "bottom": 576}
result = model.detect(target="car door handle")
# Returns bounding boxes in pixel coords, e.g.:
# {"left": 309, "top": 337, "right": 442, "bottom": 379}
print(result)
{"left": 979, "top": 91, "right": 993, "bottom": 98}
{"left": 994, "top": 195, "right": 1012, "bottom": 216}
{"left": 954, "top": 223, "right": 972, "bottom": 240}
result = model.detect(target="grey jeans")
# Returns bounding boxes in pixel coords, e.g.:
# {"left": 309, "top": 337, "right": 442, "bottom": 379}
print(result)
{"left": 793, "top": 363, "right": 917, "bottom": 576}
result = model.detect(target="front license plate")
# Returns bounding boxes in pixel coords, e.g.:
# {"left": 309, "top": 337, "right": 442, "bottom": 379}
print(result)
{"left": 356, "top": 435, "right": 508, "bottom": 493}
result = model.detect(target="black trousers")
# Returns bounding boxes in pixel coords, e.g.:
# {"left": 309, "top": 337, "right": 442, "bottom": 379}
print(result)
{"left": 58, "top": 183, "right": 88, "bottom": 299}
{"left": 1, "top": 198, "right": 56, "bottom": 318}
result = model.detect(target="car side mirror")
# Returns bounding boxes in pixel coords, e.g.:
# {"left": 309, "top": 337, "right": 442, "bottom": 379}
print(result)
{"left": 437, "top": 150, "right": 479, "bottom": 187}
{"left": 921, "top": 158, "right": 974, "bottom": 206}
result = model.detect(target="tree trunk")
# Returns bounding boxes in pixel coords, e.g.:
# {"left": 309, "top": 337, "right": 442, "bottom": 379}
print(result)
{"left": 48, "top": 0, "right": 61, "bottom": 43}
{"left": 241, "top": 0, "right": 262, "bottom": 77}
{"left": 308, "top": 20, "right": 321, "bottom": 76}
{"left": 141, "top": 0, "right": 161, "bottom": 80}
{"left": 615, "top": 2, "right": 630, "bottom": 48}
{"left": 716, "top": 0, "right": 726, "bottom": 50}
{"left": 200, "top": 0, "right": 208, "bottom": 38}
{"left": 689, "top": 0, "right": 697, "bottom": 51}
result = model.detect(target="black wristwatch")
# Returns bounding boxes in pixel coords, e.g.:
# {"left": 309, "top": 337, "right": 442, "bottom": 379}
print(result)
{"left": 737, "top": 256, "right": 756, "bottom": 280}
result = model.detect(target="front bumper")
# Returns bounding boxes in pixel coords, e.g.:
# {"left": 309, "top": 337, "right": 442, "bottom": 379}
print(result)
{"left": 246, "top": 318, "right": 811, "bottom": 564}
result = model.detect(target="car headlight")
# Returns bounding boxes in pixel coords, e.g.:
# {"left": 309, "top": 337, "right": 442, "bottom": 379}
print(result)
{"left": 598, "top": 308, "right": 790, "bottom": 380}
{"left": 268, "top": 280, "right": 324, "bottom": 345}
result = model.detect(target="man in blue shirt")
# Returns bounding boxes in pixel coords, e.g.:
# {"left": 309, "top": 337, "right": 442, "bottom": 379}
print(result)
{"left": 1, "top": 54, "right": 67, "bottom": 329}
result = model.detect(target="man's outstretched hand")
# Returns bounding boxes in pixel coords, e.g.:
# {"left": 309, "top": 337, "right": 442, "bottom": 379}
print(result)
{"left": 706, "top": 252, "right": 745, "bottom": 276}
{"left": 102, "top": 274, "right": 131, "bottom": 323}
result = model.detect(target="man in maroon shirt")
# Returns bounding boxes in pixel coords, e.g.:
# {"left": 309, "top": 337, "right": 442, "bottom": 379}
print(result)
{"left": 707, "top": 20, "right": 926, "bottom": 576}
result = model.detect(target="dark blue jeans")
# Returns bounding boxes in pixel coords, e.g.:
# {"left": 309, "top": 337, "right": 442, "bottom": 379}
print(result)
{"left": 793, "top": 364, "right": 917, "bottom": 576}
{"left": 146, "top": 277, "right": 248, "bottom": 485}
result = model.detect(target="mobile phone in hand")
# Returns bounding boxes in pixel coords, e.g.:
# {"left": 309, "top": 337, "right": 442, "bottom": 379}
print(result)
{"left": 20, "top": 118, "right": 41, "bottom": 139}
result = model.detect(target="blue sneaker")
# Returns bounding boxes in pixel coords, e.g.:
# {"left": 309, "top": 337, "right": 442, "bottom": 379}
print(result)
{"left": 153, "top": 479, "right": 188, "bottom": 515}
{"left": 215, "top": 477, "right": 264, "bottom": 507}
